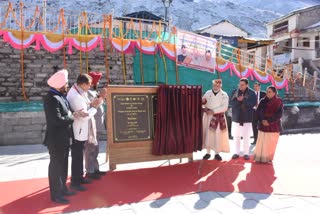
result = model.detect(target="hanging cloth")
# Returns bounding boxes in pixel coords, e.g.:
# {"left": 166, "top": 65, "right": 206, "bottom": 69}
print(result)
{"left": 152, "top": 85, "right": 203, "bottom": 155}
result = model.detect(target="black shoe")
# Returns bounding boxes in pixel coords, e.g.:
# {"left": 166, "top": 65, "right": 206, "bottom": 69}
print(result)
{"left": 86, "top": 173, "right": 101, "bottom": 180}
{"left": 51, "top": 196, "right": 69, "bottom": 204}
{"left": 95, "top": 170, "right": 107, "bottom": 176}
{"left": 70, "top": 184, "right": 87, "bottom": 191}
{"left": 202, "top": 154, "right": 211, "bottom": 160}
{"left": 81, "top": 178, "right": 92, "bottom": 184}
{"left": 232, "top": 154, "right": 239, "bottom": 159}
{"left": 244, "top": 155, "right": 250, "bottom": 160}
{"left": 62, "top": 189, "right": 76, "bottom": 196}
{"left": 214, "top": 154, "right": 222, "bottom": 161}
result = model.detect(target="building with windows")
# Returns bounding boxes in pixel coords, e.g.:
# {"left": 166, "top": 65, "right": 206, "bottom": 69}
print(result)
{"left": 196, "top": 20, "right": 249, "bottom": 48}
{"left": 266, "top": 5, "right": 320, "bottom": 74}
{"left": 196, "top": 20, "right": 274, "bottom": 72}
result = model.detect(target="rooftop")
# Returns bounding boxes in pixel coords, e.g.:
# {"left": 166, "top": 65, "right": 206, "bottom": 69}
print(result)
{"left": 195, "top": 20, "right": 249, "bottom": 35}
{"left": 267, "top": 5, "right": 320, "bottom": 25}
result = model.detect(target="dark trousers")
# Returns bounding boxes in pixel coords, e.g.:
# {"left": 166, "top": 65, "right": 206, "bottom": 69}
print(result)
{"left": 71, "top": 140, "right": 85, "bottom": 185}
{"left": 84, "top": 142, "right": 99, "bottom": 173}
{"left": 252, "top": 112, "right": 259, "bottom": 142}
{"left": 48, "top": 145, "right": 69, "bottom": 199}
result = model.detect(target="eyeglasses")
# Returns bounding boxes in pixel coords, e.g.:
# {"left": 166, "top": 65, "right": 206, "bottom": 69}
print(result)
{"left": 214, "top": 80, "right": 222, "bottom": 84}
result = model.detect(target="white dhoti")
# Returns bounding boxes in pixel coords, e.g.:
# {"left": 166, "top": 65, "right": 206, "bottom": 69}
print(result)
{"left": 202, "top": 113, "right": 230, "bottom": 153}
{"left": 231, "top": 122, "right": 253, "bottom": 155}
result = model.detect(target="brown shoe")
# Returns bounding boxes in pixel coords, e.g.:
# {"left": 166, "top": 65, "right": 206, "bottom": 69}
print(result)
{"left": 86, "top": 173, "right": 101, "bottom": 180}
{"left": 70, "top": 184, "right": 87, "bottom": 191}
{"left": 62, "top": 189, "right": 76, "bottom": 196}
{"left": 51, "top": 196, "right": 69, "bottom": 204}
{"left": 94, "top": 170, "right": 107, "bottom": 176}
{"left": 80, "top": 178, "right": 92, "bottom": 184}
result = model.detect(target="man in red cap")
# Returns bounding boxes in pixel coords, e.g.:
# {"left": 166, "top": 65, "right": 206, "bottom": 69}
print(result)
{"left": 88, "top": 71, "right": 102, "bottom": 89}
{"left": 85, "top": 71, "right": 107, "bottom": 179}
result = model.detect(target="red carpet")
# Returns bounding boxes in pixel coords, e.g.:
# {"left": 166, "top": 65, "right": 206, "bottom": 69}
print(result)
{"left": 1, "top": 139, "right": 320, "bottom": 213}
{"left": 0, "top": 162, "right": 201, "bottom": 214}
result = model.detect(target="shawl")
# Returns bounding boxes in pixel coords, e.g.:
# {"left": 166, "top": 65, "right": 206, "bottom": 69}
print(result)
{"left": 209, "top": 113, "right": 227, "bottom": 130}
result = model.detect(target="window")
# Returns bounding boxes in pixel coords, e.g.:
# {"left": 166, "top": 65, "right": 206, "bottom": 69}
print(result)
{"left": 316, "top": 36, "right": 320, "bottom": 58}
{"left": 285, "top": 40, "right": 290, "bottom": 47}
{"left": 302, "top": 37, "right": 310, "bottom": 47}
{"left": 273, "top": 21, "right": 288, "bottom": 34}
{"left": 248, "top": 51, "right": 255, "bottom": 65}
{"left": 298, "top": 37, "right": 310, "bottom": 47}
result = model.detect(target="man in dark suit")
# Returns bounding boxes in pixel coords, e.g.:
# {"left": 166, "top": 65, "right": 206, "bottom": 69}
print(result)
{"left": 43, "top": 69, "right": 79, "bottom": 204}
{"left": 252, "top": 82, "right": 266, "bottom": 145}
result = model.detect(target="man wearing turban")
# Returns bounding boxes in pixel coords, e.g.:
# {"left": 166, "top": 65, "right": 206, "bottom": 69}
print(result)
{"left": 43, "top": 69, "right": 79, "bottom": 204}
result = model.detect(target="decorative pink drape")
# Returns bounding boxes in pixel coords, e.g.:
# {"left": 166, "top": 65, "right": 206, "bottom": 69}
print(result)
{"left": 153, "top": 85, "right": 203, "bottom": 155}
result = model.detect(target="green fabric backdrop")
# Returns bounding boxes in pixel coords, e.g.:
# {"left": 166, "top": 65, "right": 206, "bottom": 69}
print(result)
{"left": 132, "top": 48, "right": 284, "bottom": 97}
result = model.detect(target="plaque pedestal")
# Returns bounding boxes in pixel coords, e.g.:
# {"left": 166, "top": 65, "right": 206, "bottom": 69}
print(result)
{"left": 106, "top": 85, "right": 193, "bottom": 170}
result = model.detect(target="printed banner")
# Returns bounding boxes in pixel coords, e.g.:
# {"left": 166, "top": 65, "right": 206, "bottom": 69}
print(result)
{"left": 176, "top": 30, "right": 217, "bottom": 72}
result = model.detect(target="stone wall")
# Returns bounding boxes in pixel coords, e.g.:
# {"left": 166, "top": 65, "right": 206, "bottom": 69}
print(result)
{"left": 0, "top": 110, "right": 107, "bottom": 145}
{"left": 0, "top": 38, "right": 133, "bottom": 145}
{"left": 0, "top": 111, "right": 46, "bottom": 145}
{"left": 0, "top": 38, "right": 134, "bottom": 102}
{"left": 298, "top": 7, "right": 320, "bottom": 30}
{"left": 281, "top": 105, "right": 320, "bottom": 132}
{"left": 283, "top": 82, "right": 320, "bottom": 102}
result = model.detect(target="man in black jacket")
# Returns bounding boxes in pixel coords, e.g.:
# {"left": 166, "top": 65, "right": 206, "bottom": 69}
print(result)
{"left": 252, "top": 82, "right": 266, "bottom": 145}
{"left": 230, "top": 78, "right": 257, "bottom": 160}
{"left": 43, "top": 69, "right": 83, "bottom": 204}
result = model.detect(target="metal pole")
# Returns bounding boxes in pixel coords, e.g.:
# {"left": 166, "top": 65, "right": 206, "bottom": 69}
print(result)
{"left": 165, "top": 7, "right": 168, "bottom": 22}
{"left": 303, "top": 67, "right": 307, "bottom": 87}
{"left": 43, "top": 0, "right": 46, "bottom": 32}
{"left": 313, "top": 71, "right": 318, "bottom": 90}
{"left": 164, "top": 7, "right": 168, "bottom": 33}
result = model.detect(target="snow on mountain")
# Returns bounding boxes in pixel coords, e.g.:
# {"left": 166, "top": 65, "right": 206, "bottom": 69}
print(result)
{"left": 3, "top": 0, "right": 320, "bottom": 37}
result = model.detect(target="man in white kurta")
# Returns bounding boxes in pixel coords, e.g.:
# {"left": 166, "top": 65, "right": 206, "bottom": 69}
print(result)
{"left": 202, "top": 79, "right": 230, "bottom": 161}
{"left": 230, "top": 78, "right": 257, "bottom": 161}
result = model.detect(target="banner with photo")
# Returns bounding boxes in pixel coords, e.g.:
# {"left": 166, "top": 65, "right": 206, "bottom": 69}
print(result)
{"left": 176, "top": 30, "right": 217, "bottom": 72}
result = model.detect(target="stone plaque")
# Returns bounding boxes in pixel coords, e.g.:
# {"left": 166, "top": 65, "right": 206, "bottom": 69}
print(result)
{"left": 112, "top": 93, "right": 154, "bottom": 142}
